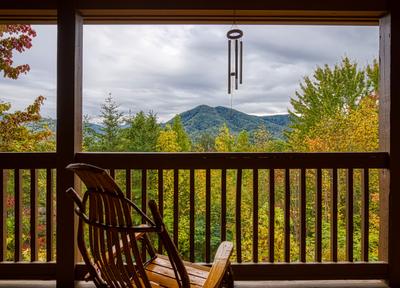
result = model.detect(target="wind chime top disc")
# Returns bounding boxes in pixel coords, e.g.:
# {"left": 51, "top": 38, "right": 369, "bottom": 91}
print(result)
{"left": 227, "top": 29, "right": 243, "bottom": 39}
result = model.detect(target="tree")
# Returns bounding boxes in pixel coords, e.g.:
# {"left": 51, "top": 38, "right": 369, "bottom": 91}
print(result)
{"left": 215, "top": 124, "right": 234, "bottom": 152}
{"left": 156, "top": 125, "right": 181, "bottom": 152}
{"left": 171, "top": 115, "right": 191, "bottom": 151}
{"left": 0, "top": 96, "right": 54, "bottom": 152}
{"left": 287, "top": 57, "right": 379, "bottom": 149}
{"left": 0, "top": 25, "right": 37, "bottom": 79}
{"left": 305, "top": 95, "right": 378, "bottom": 152}
{"left": 234, "top": 131, "right": 250, "bottom": 152}
{"left": 123, "top": 111, "right": 160, "bottom": 151}
{"left": 98, "top": 93, "right": 123, "bottom": 151}
{"left": 194, "top": 132, "right": 215, "bottom": 152}
{"left": 82, "top": 115, "right": 101, "bottom": 151}
{"left": 0, "top": 25, "right": 53, "bottom": 152}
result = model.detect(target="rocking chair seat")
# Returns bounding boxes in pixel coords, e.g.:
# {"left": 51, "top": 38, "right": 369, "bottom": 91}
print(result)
{"left": 144, "top": 240, "right": 233, "bottom": 288}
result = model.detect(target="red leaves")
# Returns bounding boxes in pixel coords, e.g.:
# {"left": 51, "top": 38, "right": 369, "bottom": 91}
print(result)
{"left": 0, "top": 24, "right": 37, "bottom": 79}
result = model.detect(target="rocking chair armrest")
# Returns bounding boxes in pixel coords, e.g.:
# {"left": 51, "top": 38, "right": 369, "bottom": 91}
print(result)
{"left": 203, "top": 241, "right": 233, "bottom": 288}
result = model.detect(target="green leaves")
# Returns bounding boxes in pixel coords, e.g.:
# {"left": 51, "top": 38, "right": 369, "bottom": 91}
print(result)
{"left": 287, "top": 57, "right": 379, "bottom": 151}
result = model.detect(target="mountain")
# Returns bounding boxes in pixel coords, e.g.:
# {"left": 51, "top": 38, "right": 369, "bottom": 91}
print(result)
{"left": 167, "top": 105, "right": 290, "bottom": 140}
{"left": 33, "top": 105, "right": 290, "bottom": 140}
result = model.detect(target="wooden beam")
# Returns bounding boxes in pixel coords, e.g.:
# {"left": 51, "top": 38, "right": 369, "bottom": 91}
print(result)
{"left": 379, "top": 10, "right": 400, "bottom": 287}
{"left": 74, "top": 262, "right": 388, "bottom": 281}
{"left": 0, "top": 153, "right": 56, "bottom": 169}
{"left": 0, "top": 263, "right": 56, "bottom": 279}
{"left": 75, "top": 152, "right": 389, "bottom": 170}
{"left": 56, "top": 0, "right": 82, "bottom": 286}
{"left": 0, "top": 0, "right": 387, "bottom": 24}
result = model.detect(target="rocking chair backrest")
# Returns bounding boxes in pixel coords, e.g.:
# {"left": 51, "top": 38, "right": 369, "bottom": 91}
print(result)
{"left": 66, "top": 163, "right": 190, "bottom": 288}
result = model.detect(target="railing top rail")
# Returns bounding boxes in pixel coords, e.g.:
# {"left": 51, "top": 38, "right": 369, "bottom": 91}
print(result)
{"left": 0, "top": 152, "right": 57, "bottom": 169}
{"left": 75, "top": 152, "right": 389, "bottom": 169}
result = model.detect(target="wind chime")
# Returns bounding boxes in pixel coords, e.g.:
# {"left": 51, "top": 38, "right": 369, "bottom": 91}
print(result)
{"left": 227, "top": 28, "right": 243, "bottom": 94}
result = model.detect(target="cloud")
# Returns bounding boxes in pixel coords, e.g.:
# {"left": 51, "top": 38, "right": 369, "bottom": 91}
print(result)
{"left": 0, "top": 24, "right": 378, "bottom": 122}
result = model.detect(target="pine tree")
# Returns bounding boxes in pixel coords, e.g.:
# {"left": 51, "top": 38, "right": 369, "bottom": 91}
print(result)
{"left": 123, "top": 111, "right": 160, "bottom": 151}
{"left": 99, "top": 93, "right": 123, "bottom": 151}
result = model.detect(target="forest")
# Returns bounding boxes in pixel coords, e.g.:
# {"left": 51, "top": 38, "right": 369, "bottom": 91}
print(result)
{"left": 1, "top": 24, "right": 380, "bottom": 263}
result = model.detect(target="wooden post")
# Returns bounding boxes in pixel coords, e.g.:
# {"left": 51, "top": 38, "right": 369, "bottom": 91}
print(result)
{"left": 56, "top": 0, "right": 82, "bottom": 287}
{"left": 379, "top": 10, "right": 400, "bottom": 287}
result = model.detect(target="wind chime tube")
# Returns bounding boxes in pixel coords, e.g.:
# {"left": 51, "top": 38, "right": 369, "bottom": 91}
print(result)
{"left": 235, "top": 39, "right": 239, "bottom": 90}
{"left": 228, "top": 40, "right": 231, "bottom": 94}
{"left": 240, "top": 40, "right": 243, "bottom": 84}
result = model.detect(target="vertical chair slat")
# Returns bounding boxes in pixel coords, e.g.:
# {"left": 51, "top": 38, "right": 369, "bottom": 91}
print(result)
{"left": 158, "top": 169, "right": 163, "bottom": 254}
{"left": 331, "top": 168, "right": 338, "bottom": 262}
{"left": 221, "top": 169, "right": 227, "bottom": 242}
{"left": 253, "top": 169, "right": 259, "bottom": 263}
{"left": 46, "top": 169, "right": 53, "bottom": 262}
{"left": 0, "top": 170, "right": 7, "bottom": 261}
{"left": 284, "top": 169, "right": 291, "bottom": 263}
{"left": 189, "top": 169, "right": 195, "bottom": 262}
{"left": 346, "top": 168, "right": 354, "bottom": 262}
{"left": 300, "top": 168, "right": 306, "bottom": 262}
{"left": 30, "top": 169, "right": 38, "bottom": 262}
{"left": 361, "top": 168, "right": 369, "bottom": 262}
{"left": 236, "top": 169, "right": 242, "bottom": 263}
{"left": 14, "top": 169, "right": 22, "bottom": 261}
{"left": 126, "top": 169, "right": 131, "bottom": 200}
{"left": 173, "top": 169, "right": 179, "bottom": 247}
{"left": 315, "top": 168, "right": 322, "bottom": 262}
{"left": 269, "top": 169, "right": 275, "bottom": 263}
{"left": 205, "top": 169, "right": 211, "bottom": 263}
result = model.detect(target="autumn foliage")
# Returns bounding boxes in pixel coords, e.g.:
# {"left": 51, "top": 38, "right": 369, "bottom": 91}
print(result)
{"left": 0, "top": 24, "right": 36, "bottom": 79}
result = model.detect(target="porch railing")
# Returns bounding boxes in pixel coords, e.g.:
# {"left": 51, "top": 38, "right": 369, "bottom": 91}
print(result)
{"left": 0, "top": 152, "right": 390, "bottom": 280}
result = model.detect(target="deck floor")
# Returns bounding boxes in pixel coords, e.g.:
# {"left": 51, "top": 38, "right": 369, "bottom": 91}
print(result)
{"left": 0, "top": 280, "right": 388, "bottom": 288}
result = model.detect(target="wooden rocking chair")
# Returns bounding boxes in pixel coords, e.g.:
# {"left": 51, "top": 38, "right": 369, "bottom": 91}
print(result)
{"left": 66, "top": 163, "right": 234, "bottom": 288}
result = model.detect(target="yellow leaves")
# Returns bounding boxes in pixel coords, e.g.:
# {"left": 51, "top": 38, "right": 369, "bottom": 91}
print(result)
{"left": 156, "top": 125, "right": 181, "bottom": 152}
{"left": 0, "top": 96, "right": 54, "bottom": 152}
{"left": 304, "top": 95, "right": 378, "bottom": 152}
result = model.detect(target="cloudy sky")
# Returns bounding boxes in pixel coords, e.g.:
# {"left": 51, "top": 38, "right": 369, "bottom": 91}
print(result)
{"left": 0, "top": 24, "right": 378, "bottom": 122}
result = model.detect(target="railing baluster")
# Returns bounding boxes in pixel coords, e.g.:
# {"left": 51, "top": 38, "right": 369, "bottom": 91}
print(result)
{"left": 361, "top": 168, "right": 369, "bottom": 262}
{"left": 253, "top": 169, "right": 259, "bottom": 263}
{"left": 331, "top": 168, "right": 338, "bottom": 262}
{"left": 14, "top": 169, "right": 22, "bottom": 261}
{"left": 269, "top": 169, "right": 275, "bottom": 263}
{"left": 173, "top": 169, "right": 179, "bottom": 247}
{"left": 346, "top": 168, "right": 354, "bottom": 262}
{"left": 0, "top": 170, "right": 7, "bottom": 261}
{"left": 205, "top": 169, "right": 211, "bottom": 263}
{"left": 141, "top": 169, "right": 147, "bottom": 220}
{"left": 315, "top": 168, "right": 322, "bottom": 262}
{"left": 109, "top": 169, "right": 115, "bottom": 179}
{"left": 157, "top": 169, "right": 163, "bottom": 254}
{"left": 141, "top": 169, "right": 147, "bottom": 260}
{"left": 30, "top": 169, "right": 38, "bottom": 262}
{"left": 46, "top": 169, "right": 53, "bottom": 262}
{"left": 125, "top": 169, "right": 131, "bottom": 200}
{"left": 284, "top": 169, "right": 290, "bottom": 262}
{"left": 236, "top": 169, "right": 242, "bottom": 263}
{"left": 300, "top": 168, "right": 306, "bottom": 262}
{"left": 221, "top": 169, "right": 227, "bottom": 242}
{"left": 189, "top": 169, "right": 195, "bottom": 262}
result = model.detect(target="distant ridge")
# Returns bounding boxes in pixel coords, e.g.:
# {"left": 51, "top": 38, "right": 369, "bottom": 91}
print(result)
{"left": 166, "top": 105, "right": 290, "bottom": 140}
{"left": 35, "top": 105, "right": 291, "bottom": 140}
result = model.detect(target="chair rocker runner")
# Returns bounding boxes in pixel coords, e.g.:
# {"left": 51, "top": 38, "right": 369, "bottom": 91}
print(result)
{"left": 66, "top": 163, "right": 234, "bottom": 288}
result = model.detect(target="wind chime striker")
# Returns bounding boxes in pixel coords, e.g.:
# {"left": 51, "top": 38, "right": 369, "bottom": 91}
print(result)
{"left": 227, "top": 28, "right": 243, "bottom": 94}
